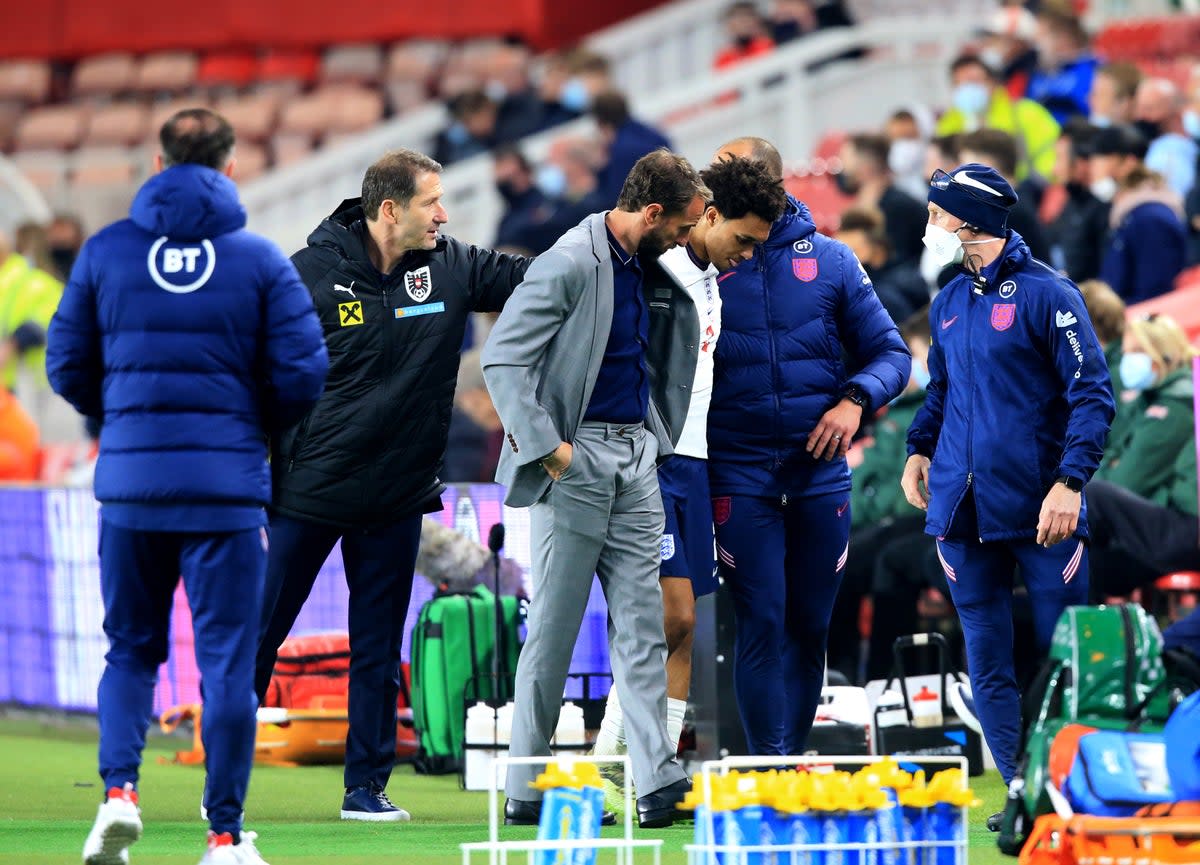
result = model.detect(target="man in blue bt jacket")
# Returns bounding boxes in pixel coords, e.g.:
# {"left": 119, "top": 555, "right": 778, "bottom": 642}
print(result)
{"left": 901, "top": 163, "right": 1115, "bottom": 830}
{"left": 706, "top": 136, "right": 910, "bottom": 758}
{"left": 47, "top": 108, "right": 328, "bottom": 865}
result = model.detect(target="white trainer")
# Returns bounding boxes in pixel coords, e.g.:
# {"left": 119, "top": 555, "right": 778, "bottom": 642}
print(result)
{"left": 197, "top": 831, "right": 271, "bottom": 865}
{"left": 83, "top": 783, "right": 143, "bottom": 865}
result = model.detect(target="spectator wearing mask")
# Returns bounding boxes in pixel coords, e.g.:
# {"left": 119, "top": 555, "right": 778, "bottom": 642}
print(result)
{"left": 836, "top": 133, "right": 928, "bottom": 267}
{"left": 957, "top": 128, "right": 1053, "bottom": 263}
{"left": 528, "top": 49, "right": 611, "bottom": 134}
{"left": 715, "top": 1, "right": 775, "bottom": 70}
{"left": 1027, "top": 9, "right": 1098, "bottom": 124}
{"left": 835, "top": 207, "right": 928, "bottom": 323}
{"left": 487, "top": 41, "right": 549, "bottom": 142}
{"left": 977, "top": 5, "right": 1040, "bottom": 102}
{"left": 492, "top": 145, "right": 553, "bottom": 253}
{"left": 770, "top": 0, "right": 855, "bottom": 43}
{"left": 1047, "top": 119, "right": 1110, "bottom": 282}
{"left": 1089, "top": 61, "right": 1143, "bottom": 129}
{"left": 886, "top": 107, "right": 936, "bottom": 202}
{"left": 1134, "top": 77, "right": 1199, "bottom": 199}
{"left": 46, "top": 213, "right": 86, "bottom": 281}
{"left": 936, "top": 53, "right": 1060, "bottom": 184}
{"left": 433, "top": 89, "right": 497, "bottom": 166}
{"left": 1092, "top": 126, "right": 1187, "bottom": 303}
{"left": 1087, "top": 313, "right": 1199, "bottom": 599}
{"left": 592, "top": 90, "right": 673, "bottom": 207}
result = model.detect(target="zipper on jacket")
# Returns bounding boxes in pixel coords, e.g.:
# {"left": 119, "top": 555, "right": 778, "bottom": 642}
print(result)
{"left": 758, "top": 254, "right": 784, "bottom": 470}
{"left": 965, "top": 292, "right": 976, "bottom": 506}
{"left": 286, "top": 413, "right": 315, "bottom": 473}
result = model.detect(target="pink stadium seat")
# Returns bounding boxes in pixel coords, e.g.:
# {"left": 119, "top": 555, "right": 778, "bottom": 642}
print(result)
{"left": 271, "top": 132, "right": 314, "bottom": 167}
{"left": 277, "top": 92, "right": 330, "bottom": 138}
{"left": 385, "top": 80, "right": 427, "bottom": 113}
{"left": 813, "top": 130, "right": 847, "bottom": 162}
{"left": 14, "top": 104, "right": 89, "bottom": 150}
{"left": 135, "top": 51, "right": 199, "bottom": 94}
{"left": 72, "top": 147, "right": 139, "bottom": 186}
{"left": 85, "top": 101, "right": 150, "bottom": 147}
{"left": 11, "top": 150, "right": 69, "bottom": 196}
{"left": 72, "top": 52, "right": 138, "bottom": 97}
{"left": 326, "top": 84, "right": 384, "bottom": 132}
{"left": 784, "top": 172, "right": 852, "bottom": 235}
{"left": 0, "top": 100, "right": 24, "bottom": 149}
{"left": 386, "top": 40, "right": 447, "bottom": 82}
{"left": 215, "top": 92, "right": 280, "bottom": 143}
{"left": 0, "top": 59, "right": 51, "bottom": 103}
{"left": 231, "top": 141, "right": 268, "bottom": 182}
{"left": 321, "top": 43, "right": 384, "bottom": 85}
{"left": 1126, "top": 283, "right": 1200, "bottom": 343}
{"left": 197, "top": 52, "right": 257, "bottom": 89}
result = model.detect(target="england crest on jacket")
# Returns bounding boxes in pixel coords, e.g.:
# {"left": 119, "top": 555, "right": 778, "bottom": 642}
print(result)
{"left": 405, "top": 266, "right": 433, "bottom": 302}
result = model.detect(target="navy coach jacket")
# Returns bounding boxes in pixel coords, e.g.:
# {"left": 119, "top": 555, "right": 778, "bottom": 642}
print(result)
{"left": 47, "top": 164, "right": 328, "bottom": 532}
{"left": 708, "top": 195, "right": 910, "bottom": 499}
{"left": 906, "top": 232, "right": 1115, "bottom": 542}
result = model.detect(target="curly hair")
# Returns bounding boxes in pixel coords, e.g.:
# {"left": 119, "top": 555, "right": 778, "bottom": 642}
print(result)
{"left": 616, "top": 148, "right": 710, "bottom": 215}
{"left": 701, "top": 156, "right": 787, "bottom": 225}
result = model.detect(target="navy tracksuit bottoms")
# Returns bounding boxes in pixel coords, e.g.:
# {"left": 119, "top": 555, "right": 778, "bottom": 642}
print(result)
{"left": 97, "top": 519, "right": 266, "bottom": 837}
{"left": 254, "top": 513, "right": 422, "bottom": 791}
{"left": 713, "top": 491, "right": 851, "bottom": 755}
{"left": 934, "top": 534, "right": 1088, "bottom": 782}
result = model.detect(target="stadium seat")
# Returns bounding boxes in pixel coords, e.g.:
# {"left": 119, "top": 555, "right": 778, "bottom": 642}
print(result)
{"left": 384, "top": 80, "right": 428, "bottom": 113}
{"left": 326, "top": 84, "right": 384, "bottom": 133}
{"left": 0, "top": 100, "right": 24, "bottom": 149}
{"left": 231, "top": 141, "right": 268, "bottom": 182}
{"left": 147, "top": 95, "right": 212, "bottom": 143}
{"left": 784, "top": 171, "right": 853, "bottom": 235}
{"left": 215, "top": 92, "right": 280, "bottom": 143}
{"left": 85, "top": 101, "right": 150, "bottom": 147}
{"left": 14, "top": 104, "right": 89, "bottom": 150}
{"left": 0, "top": 59, "right": 51, "bottom": 103}
{"left": 72, "top": 52, "right": 138, "bottom": 98}
{"left": 196, "top": 51, "right": 257, "bottom": 90}
{"left": 386, "top": 40, "right": 448, "bottom": 82}
{"left": 135, "top": 51, "right": 198, "bottom": 94}
{"left": 1150, "top": 572, "right": 1200, "bottom": 626}
{"left": 257, "top": 49, "right": 319, "bottom": 85}
{"left": 11, "top": 150, "right": 69, "bottom": 196}
{"left": 1126, "top": 283, "right": 1200, "bottom": 343}
{"left": 72, "top": 147, "right": 140, "bottom": 186}
{"left": 271, "top": 132, "right": 314, "bottom": 167}
{"left": 321, "top": 43, "right": 384, "bottom": 85}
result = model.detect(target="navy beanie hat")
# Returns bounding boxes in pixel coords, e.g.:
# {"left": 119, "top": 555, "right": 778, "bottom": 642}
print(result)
{"left": 927, "top": 162, "right": 1018, "bottom": 238}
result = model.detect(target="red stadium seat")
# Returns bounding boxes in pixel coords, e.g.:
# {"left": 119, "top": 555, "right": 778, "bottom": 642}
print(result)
{"left": 197, "top": 51, "right": 257, "bottom": 89}
{"left": 784, "top": 172, "right": 853, "bottom": 235}
{"left": 257, "top": 50, "right": 319, "bottom": 85}
{"left": 1126, "top": 283, "right": 1200, "bottom": 343}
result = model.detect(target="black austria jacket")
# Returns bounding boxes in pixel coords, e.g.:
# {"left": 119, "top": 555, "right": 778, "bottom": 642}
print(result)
{"left": 272, "top": 199, "right": 531, "bottom": 528}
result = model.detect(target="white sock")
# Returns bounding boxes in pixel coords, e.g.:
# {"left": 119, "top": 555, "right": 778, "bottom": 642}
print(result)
{"left": 593, "top": 687, "right": 626, "bottom": 755}
{"left": 667, "top": 698, "right": 687, "bottom": 751}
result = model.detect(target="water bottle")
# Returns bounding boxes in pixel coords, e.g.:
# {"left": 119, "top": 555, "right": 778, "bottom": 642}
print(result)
{"left": 552, "top": 701, "right": 586, "bottom": 754}
{"left": 464, "top": 702, "right": 497, "bottom": 791}
{"left": 496, "top": 701, "right": 515, "bottom": 745}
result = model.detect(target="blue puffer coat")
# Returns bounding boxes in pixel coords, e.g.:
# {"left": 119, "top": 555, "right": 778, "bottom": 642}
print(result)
{"left": 708, "top": 196, "right": 911, "bottom": 499}
{"left": 906, "top": 232, "right": 1115, "bottom": 541}
{"left": 47, "top": 164, "right": 328, "bottom": 531}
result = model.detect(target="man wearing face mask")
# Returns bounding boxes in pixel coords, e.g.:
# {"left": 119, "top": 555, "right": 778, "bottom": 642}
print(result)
{"left": 1133, "top": 77, "right": 1199, "bottom": 200}
{"left": 902, "top": 163, "right": 1115, "bottom": 829}
{"left": 714, "top": 1, "right": 775, "bottom": 70}
{"left": 1047, "top": 119, "right": 1110, "bottom": 283}
{"left": 836, "top": 134, "right": 928, "bottom": 268}
{"left": 1091, "top": 125, "right": 1187, "bottom": 303}
{"left": 46, "top": 213, "right": 86, "bottom": 281}
{"left": 493, "top": 145, "right": 554, "bottom": 254}
{"left": 1086, "top": 313, "right": 1199, "bottom": 600}
{"left": 977, "top": 6, "right": 1039, "bottom": 103}
{"left": 935, "top": 54, "right": 1060, "bottom": 184}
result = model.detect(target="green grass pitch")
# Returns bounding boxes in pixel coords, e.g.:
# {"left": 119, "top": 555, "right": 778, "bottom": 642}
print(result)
{"left": 0, "top": 716, "right": 1013, "bottom": 864}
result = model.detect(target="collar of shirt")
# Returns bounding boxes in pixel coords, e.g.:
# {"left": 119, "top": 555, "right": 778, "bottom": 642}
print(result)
{"left": 606, "top": 226, "right": 640, "bottom": 272}
{"left": 685, "top": 242, "right": 710, "bottom": 273}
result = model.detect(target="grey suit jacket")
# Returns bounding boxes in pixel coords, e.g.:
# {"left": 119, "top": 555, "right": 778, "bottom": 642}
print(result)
{"left": 481, "top": 212, "right": 699, "bottom": 507}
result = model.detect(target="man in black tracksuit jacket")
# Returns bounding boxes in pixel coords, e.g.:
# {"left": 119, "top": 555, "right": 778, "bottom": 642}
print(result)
{"left": 255, "top": 149, "right": 530, "bottom": 821}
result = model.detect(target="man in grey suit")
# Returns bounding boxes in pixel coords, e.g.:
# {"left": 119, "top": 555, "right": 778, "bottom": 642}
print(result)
{"left": 482, "top": 149, "right": 708, "bottom": 829}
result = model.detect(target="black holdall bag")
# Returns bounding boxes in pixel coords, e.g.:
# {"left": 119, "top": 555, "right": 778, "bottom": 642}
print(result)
{"left": 874, "top": 632, "right": 986, "bottom": 776}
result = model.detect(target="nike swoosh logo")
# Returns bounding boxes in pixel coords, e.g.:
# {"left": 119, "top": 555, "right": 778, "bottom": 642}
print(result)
{"left": 941, "top": 316, "right": 958, "bottom": 330}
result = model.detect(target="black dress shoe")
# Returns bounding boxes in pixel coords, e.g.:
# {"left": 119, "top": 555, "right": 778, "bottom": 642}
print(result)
{"left": 986, "top": 811, "right": 1003, "bottom": 832}
{"left": 504, "top": 798, "right": 616, "bottom": 826}
{"left": 636, "top": 778, "right": 692, "bottom": 829}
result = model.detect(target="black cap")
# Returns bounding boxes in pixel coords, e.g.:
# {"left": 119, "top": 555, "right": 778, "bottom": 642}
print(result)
{"left": 1090, "top": 125, "right": 1148, "bottom": 160}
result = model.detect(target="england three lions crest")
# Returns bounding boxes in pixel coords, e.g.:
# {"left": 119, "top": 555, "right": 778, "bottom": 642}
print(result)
{"left": 405, "top": 266, "right": 434, "bottom": 302}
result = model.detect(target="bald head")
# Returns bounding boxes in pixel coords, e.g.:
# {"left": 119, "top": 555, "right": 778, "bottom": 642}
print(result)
{"left": 1135, "top": 77, "right": 1182, "bottom": 123}
{"left": 714, "top": 136, "right": 784, "bottom": 181}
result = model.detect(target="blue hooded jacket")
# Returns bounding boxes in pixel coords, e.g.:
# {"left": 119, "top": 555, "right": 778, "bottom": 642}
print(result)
{"left": 47, "top": 164, "right": 328, "bottom": 531}
{"left": 708, "top": 195, "right": 911, "bottom": 499}
{"left": 906, "top": 232, "right": 1115, "bottom": 542}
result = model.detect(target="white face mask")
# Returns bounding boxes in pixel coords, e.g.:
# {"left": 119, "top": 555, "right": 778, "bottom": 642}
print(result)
{"left": 922, "top": 223, "right": 965, "bottom": 267}
{"left": 1090, "top": 176, "right": 1118, "bottom": 203}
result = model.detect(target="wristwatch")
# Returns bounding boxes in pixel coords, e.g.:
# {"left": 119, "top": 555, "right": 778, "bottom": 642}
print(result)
{"left": 843, "top": 385, "right": 869, "bottom": 411}
{"left": 1056, "top": 475, "right": 1084, "bottom": 493}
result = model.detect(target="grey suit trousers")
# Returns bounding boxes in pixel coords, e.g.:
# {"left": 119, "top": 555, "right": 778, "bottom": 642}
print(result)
{"left": 504, "top": 421, "right": 687, "bottom": 800}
